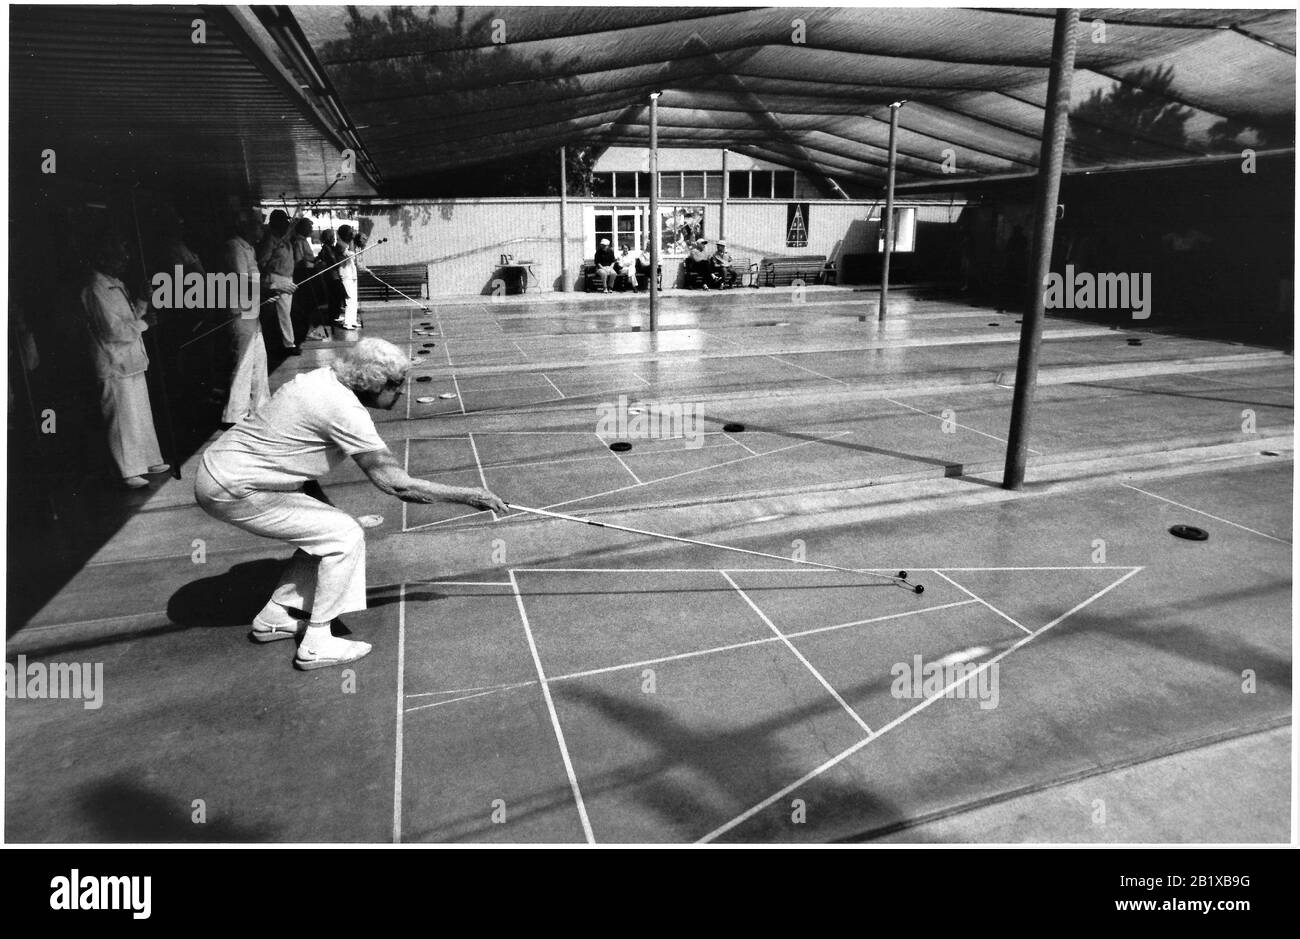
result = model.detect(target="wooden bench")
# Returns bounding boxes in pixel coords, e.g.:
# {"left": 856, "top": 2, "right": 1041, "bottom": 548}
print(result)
{"left": 358, "top": 263, "right": 427, "bottom": 302}
{"left": 758, "top": 255, "right": 830, "bottom": 288}
{"left": 583, "top": 259, "right": 661, "bottom": 292}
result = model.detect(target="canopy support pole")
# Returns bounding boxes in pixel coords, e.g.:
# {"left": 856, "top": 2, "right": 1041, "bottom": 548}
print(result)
{"left": 648, "top": 92, "right": 661, "bottom": 331}
{"left": 878, "top": 101, "right": 903, "bottom": 321}
{"left": 559, "top": 146, "right": 569, "bottom": 292}
{"left": 720, "top": 149, "right": 729, "bottom": 242}
{"left": 1003, "top": 8, "right": 1079, "bottom": 490}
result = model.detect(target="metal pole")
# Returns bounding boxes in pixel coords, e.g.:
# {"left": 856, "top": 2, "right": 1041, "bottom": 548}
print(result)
{"left": 559, "top": 146, "right": 569, "bottom": 292}
{"left": 1003, "top": 8, "right": 1079, "bottom": 490}
{"left": 878, "top": 101, "right": 903, "bottom": 320}
{"left": 720, "top": 148, "right": 729, "bottom": 242}
{"left": 649, "top": 92, "right": 660, "bottom": 331}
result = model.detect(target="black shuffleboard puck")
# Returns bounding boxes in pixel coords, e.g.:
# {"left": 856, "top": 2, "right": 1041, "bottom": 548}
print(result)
{"left": 723, "top": 423, "right": 746, "bottom": 433}
{"left": 1169, "top": 524, "right": 1208, "bottom": 541}
{"left": 610, "top": 441, "right": 633, "bottom": 453}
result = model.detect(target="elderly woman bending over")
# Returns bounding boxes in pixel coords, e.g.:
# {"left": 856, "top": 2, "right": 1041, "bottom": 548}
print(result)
{"left": 196, "top": 338, "right": 507, "bottom": 670}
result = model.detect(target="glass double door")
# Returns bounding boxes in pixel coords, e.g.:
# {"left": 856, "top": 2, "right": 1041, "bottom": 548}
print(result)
{"left": 592, "top": 206, "right": 649, "bottom": 256}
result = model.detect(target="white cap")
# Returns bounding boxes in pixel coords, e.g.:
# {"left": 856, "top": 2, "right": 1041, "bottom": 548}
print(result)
{"left": 600, "top": 238, "right": 610, "bottom": 245}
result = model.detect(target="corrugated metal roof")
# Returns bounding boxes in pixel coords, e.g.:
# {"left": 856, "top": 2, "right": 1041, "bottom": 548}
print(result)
{"left": 9, "top": 4, "right": 379, "bottom": 199}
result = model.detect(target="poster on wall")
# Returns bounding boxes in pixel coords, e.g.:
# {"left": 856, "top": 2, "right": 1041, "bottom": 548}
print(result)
{"left": 786, "top": 203, "right": 810, "bottom": 248}
{"left": 660, "top": 205, "right": 705, "bottom": 255}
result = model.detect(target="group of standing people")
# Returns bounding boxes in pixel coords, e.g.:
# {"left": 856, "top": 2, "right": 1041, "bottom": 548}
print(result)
{"left": 79, "top": 208, "right": 371, "bottom": 489}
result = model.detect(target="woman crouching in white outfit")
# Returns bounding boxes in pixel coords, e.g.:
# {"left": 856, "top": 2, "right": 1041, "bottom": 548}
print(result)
{"left": 195, "top": 338, "right": 508, "bottom": 670}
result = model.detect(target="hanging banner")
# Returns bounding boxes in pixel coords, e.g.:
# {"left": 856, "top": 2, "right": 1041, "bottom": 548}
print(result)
{"left": 786, "top": 203, "right": 810, "bottom": 248}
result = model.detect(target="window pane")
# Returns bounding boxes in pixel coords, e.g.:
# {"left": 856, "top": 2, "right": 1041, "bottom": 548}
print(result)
{"left": 728, "top": 172, "right": 749, "bottom": 198}
{"left": 773, "top": 171, "right": 795, "bottom": 199}
{"left": 682, "top": 172, "right": 705, "bottom": 199}
{"left": 751, "top": 171, "right": 773, "bottom": 198}
{"left": 703, "top": 172, "right": 722, "bottom": 197}
{"left": 592, "top": 173, "right": 614, "bottom": 198}
{"left": 637, "top": 173, "right": 650, "bottom": 198}
{"left": 658, "top": 173, "right": 682, "bottom": 199}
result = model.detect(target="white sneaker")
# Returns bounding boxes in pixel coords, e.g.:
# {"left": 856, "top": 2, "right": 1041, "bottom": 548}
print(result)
{"left": 123, "top": 476, "right": 149, "bottom": 488}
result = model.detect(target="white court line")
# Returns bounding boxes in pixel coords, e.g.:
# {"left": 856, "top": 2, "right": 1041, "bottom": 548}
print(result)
{"left": 542, "top": 374, "right": 567, "bottom": 398}
{"left": 724, "top": 432, "right": 757, "bottom": 456}
{"left": 540, "top": 431, "right": 852, "bottom": 511}
{"left": 451, "top": 373, "right": 466, "bottom": 414}
{"left": 404, "top": 598, "right": 977, "bottom": 704}
{"left": 509, "top": 570, "right": 596, "bottom": 843}
{"left": 929, "top": 569, "right": 1032, "bottom": 636}
{"left": 697, "top": 566, "right": 1145, "bottom": 843}
{"left": 767, "top": 354, "right": 848, "bottom": 385}
{"left": 405, "top": 690, "right": 499, "bottom": 713}
{"left": 1121, "top": 483, "right": 1291, "bottom": 545}
{"left": 630, "top": 372, "right": 652, "bottom": 386}
{"left": 509, "top": 566, "right": 1138, "bottom": 573}
{"left": 467, "top": 432, "right": 498, "bottom": 522}
{"left": 392, "top": 583, "right": 406, "bottom": 843}
{"left": 512, "top": 340, "right": 530, "bottom": 360}
{"left": 598, "top": 432, "right": 643, "bottom": 484}
{"left": 721, "top": 571, "right": 874, "bottom": 734}
{"left": 883, "top": 396, "right": 1041, "bottom": 454}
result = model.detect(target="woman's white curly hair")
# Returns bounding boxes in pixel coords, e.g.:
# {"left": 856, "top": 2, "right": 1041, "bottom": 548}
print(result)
{"left": 331, "top": 338, "right": 412, "bottom": 394}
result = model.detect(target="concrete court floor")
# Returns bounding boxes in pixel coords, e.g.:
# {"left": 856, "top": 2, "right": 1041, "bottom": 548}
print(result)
{"left": 5, "top": 286, "right": 1292, "bottom": 844}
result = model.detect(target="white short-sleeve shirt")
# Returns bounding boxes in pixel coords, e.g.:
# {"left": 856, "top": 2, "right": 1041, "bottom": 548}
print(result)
{"left": 202, "top": 367, "right": 387, "bottom": 495}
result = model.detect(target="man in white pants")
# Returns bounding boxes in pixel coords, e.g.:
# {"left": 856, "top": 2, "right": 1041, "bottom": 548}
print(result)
{"left": 336, "top": 224, "right": 360, "bottom": 329}
{"left": 222, "top": 209, "right": 271, "bottom": 426}
{"left": 195, "top": 338, "right": 508, "bottom": 670}
{"left": 81, "top": 237, "right": 170, "bottom": 488}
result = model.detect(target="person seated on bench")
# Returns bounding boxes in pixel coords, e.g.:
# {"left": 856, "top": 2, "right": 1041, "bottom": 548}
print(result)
{"left": 687, "top": 238, "right": 715, "bottom": 289}
{"left": 710, "top": 241, "right": 736, "bottom": 288}
{"left": 616, "top": 243, "right": 642, "bottom": 292}
{"left": 594, "top": 238, "right": 617, "bottom": 293}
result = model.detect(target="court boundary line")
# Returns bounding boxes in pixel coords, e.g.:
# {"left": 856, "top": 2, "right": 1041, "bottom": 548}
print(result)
{"left": 695, "top": 566, "right": 1145, "bottom": 843}
{"left": 1120, "top": 483, "right": 1291, "bottom": 545}
{"left": 392, "top": 582, "right": 406, "bottom": 843}
{"left": 930, "top": 570, "right": 1032, "bottom": 635}
{"left": 509, "top": 569, "right": 595, "bottom": 843}
{"left": 721, "top": 571, "right": 874, "bottom": 735}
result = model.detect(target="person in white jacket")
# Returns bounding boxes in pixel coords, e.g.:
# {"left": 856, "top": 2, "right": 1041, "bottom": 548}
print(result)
{"left": 80, "top": 237, "right": 169, "bottom": 488}
{"left": 336, "top": 224, "right": 360, "bottom": 329}
{"left": 222, "top": 209, "right": 270, "bottom": 427}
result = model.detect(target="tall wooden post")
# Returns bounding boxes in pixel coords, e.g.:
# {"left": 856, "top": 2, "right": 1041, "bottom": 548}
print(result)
{"left": 1003, "top": 8, "right": 1079, "bottom": 490}
{"left": 720, "top": 149, "right": 729, "bottom": 242}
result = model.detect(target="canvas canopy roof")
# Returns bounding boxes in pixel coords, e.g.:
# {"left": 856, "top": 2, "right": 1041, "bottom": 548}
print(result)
{"left": 297, "top": 5, "right": 1295, "bottom": 190}
{"left": 10, "top": 6, "right": 1295, "bottom": 198}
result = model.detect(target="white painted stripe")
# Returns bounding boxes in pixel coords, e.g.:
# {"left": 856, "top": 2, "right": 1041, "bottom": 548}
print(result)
{"left": 723, "top": 432, "right": 758, "bottom": 456}
{"left": 1121, "top": 484, "right": 1291, "bottom": 545}
{"left": 542, "top": 373, "right": 567, "bottom": 398}
{"left": 405, "top": 690, "right": 499, "bottom": 712}
{"left": 768, "top": 354, "right": 848, "bottom": 385}
{"left": 509, "top": 570, "right": 595, "bottom": 843}
{"left": 696, "top": 566, "right": 1144, "bottom": 843}
{"left": 392, "top": 583, "right": 406, "bottom": 843}
{"left": 599, "top": 432, "right": 643, "bottom": 484}
{"left": 721, "top": 571, "right": 874, "bottom": 735}
{"left": 930, "top": 570, "right": 1032, "bottom": 636}
{"left": 512, "top": 340, "right": 529, "bottom": 360}
{"left": 451, "top": 373, "right": 466, "bottom": 414}
{"left": 883, "top": 396, "right": 1041, "bottom": 454}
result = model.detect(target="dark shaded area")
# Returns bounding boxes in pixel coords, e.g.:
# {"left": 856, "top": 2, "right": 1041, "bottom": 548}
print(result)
{"left": 78, "top": 777, "right": 269, "bottom": 843}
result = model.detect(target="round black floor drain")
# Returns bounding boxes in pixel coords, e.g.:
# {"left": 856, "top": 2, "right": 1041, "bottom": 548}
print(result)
{"left": 416, "top": 349, "right": 430, "bottom": 355}
{"left": 1169, "top": 524, "right": 1208, "bottom": 541}
{"left": 609, "top": 441, "right": 632, "bottom": 452}
{"left": 1260, "top": 450, "right": 1281, "bottom": 457}
{"left": 423, "top": 342, "right": 436, "bottom": 348}
{"left": 723, "top": 423, "right": 746, "bottom": 433}
{"left": 988, "top": 322, "right": 999, "bottom": 327}
{"left": 416, "top": 375, "right": 432, "bottom": 383}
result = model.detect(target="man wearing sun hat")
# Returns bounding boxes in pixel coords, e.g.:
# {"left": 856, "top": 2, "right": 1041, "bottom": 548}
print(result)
{"left": 594, "top": 237, "right": 618, "bottom": 293}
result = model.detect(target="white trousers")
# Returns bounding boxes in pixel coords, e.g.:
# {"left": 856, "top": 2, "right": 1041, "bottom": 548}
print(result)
{"left": 340, "top": 274, "right": 359, "bottom": 327}
{"left": 222, "top": 316, "right": 269, "bottom": 424}
{"left": 268, "top": 273, "right": 295, "bottom": 347}
{"left": 195, "top": 463, "right": 367, "bottom": 623}
{"left": 100, "top": 372, "right": 163, "bottom": 478}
